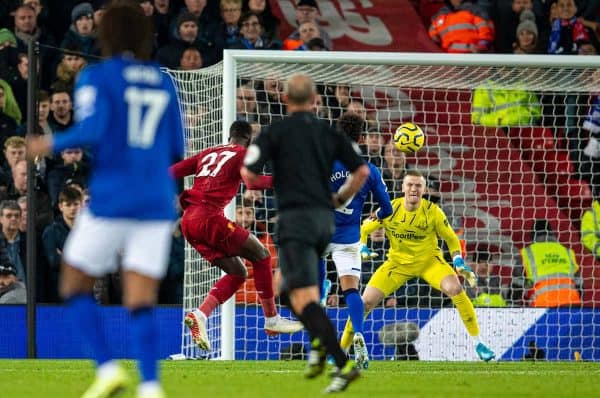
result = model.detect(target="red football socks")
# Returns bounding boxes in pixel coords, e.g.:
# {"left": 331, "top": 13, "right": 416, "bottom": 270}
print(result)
{"left": 253, "top": 256, "right": 277, "bottom": 317}
{"left": 199, "top": 274, "right": 245, "bottom": 317}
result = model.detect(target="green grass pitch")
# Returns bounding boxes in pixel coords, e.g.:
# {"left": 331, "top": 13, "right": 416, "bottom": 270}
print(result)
{"left": 1, "top": 360, "right": 598, "bottom": 397}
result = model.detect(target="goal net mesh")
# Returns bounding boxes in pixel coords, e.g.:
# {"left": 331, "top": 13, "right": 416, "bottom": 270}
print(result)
{"left": 167, "top": 56, "right": 600, "bottom": 361}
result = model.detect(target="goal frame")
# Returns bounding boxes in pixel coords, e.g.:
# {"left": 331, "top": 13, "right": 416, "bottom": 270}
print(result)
{"left": 216, "top": 50, "right": 600, "bottom": 360}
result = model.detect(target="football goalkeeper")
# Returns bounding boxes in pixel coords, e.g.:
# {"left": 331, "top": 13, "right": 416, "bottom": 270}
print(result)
{"left": 340, "top": 170, "right": 495, "bottom": 362}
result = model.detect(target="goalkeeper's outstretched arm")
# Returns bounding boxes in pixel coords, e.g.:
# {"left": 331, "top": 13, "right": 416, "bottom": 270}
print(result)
{"left": 360, "top": 218, "right": 384, "bottom": 244}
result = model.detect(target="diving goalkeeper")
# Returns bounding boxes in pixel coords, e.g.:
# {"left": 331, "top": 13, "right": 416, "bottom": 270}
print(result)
{"left": 340, "top": 170, "right": 495, "bottom": 361}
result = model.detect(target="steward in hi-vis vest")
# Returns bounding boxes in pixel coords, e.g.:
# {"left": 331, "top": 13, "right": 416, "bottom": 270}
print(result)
{"left": 520, "top": 220, "right": 581, "bottom": 307}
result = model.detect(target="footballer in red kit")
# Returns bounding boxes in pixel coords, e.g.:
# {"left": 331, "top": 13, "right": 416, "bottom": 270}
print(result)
{"left": 170, "top": 121, "right": 302, "bottom": 352}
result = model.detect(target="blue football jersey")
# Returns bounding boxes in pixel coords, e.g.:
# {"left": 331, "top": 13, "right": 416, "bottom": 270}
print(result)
{"left": 330, "top": 161, "right": 392, "bottom": 244}
{"left": 53, "top": 56, "right": 185, "bottom": 220}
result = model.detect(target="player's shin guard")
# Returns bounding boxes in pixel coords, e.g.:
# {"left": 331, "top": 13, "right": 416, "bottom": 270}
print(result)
{"left": 451, "top": 290, "right": 480, "bottom": 337}
{"left": 342, "top": 288, "right": 364, "bottom": 335}
{"left": 131, "top": 307, "right": 159, "bottom": 382}
{"left": 253, "top": 256, "right": 277, "bottom": 317}
{"left": 66, "top": 294, "right": 111, "bottom": 367}
{"left": 200, "top": 274, "right": 246, "bottom": 317}
{"left": 300, "top": 302, "right": 347, "bottom": 369}
{"left": 340, "top": 318, "right": 355, "bottom": 352}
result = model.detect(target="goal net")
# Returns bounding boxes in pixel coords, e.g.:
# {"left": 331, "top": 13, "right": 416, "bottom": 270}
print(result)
{"left": 168, "top": 51, "right": 600, "bottom": 362}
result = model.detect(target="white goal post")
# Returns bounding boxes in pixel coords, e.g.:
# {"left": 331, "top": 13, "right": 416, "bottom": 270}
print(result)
{"left": 167, "top": 51, "right": 600, "bottom": 362}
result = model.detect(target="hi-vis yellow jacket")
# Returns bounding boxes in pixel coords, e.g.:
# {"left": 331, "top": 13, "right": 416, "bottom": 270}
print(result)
{"left": 581, "top": 200, "right": 600, "bottom": 258}
{"left": 520, "top": 242, "right": 581, "bottom": 307}
{"left": 471, "top": 80, "right": 541, "bottom": 126}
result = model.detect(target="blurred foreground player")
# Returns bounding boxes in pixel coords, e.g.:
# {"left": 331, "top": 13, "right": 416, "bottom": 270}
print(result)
{"left": 170, "top": 120, "right": 302, "bottom": 352}
{"left": 27, "top": 1, "right": 184, "bottom": 397}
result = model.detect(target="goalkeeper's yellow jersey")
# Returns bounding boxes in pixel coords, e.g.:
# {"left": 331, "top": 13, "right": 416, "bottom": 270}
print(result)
{"left": 360, "top": 197, "right": 462, "bottom": 264}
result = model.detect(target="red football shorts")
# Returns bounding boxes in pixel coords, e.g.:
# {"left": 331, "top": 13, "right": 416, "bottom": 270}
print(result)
{"left": 181, "top": 209, "right": 249, "bottom": 263}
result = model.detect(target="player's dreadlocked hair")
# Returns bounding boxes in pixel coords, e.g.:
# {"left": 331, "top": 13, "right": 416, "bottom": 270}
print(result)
{"left": 229, "top": 120, "right": 253, "bottom": 145}
{"left": 99, "top": 0, "right": 153, "bottom": 60}
{"left": 337, "top": 112, "right": 365, "bottom": 143}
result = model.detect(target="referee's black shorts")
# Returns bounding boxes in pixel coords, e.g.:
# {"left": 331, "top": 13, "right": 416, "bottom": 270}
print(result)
{"left": 276, "top": 208, "right": 334, "bottom": 291}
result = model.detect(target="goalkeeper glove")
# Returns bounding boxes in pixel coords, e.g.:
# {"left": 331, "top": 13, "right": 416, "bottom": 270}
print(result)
{"left": 360, "top": 244, "right": 378, "bottom": 261}
{"left": 453, "top": 255, "right": 477, "bottom": 287}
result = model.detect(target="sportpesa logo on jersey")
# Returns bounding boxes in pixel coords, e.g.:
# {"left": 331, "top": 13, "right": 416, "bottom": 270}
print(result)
{"left": 389, "top": 229, "right": 426, "bottom": 241}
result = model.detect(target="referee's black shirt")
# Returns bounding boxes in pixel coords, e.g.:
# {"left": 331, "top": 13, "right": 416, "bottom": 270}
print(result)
{"left": 244, "top": 111, "right": 365, "bottom": 211}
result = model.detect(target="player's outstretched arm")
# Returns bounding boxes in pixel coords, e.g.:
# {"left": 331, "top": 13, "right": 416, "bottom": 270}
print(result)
{"left": 242, "top": 173, "right": 273, "bottom": 190}
{"left": 170, "top": 156, "right": 199, "bottom": 179}
{"left": 370, "top": 165, "right": 393, "bottom": 219}
{"left": 360, "top": 218, "right": 383, "bottom": 244}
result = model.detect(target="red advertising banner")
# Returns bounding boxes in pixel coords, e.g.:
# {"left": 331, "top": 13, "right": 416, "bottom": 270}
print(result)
{"left": 271, "top": 0, "right": 440, "bottom": 52}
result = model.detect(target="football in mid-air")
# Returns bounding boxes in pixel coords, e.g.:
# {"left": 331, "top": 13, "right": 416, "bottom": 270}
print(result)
{"left": 393, "top": 122, "right": 425, "bottom": 154}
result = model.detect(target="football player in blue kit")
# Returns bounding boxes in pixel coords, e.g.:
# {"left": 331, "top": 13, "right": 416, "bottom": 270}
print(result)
{"left": 27, "top": 2, "right": 184, "bottom": 397}
{"left": 321, "top": 112, "right": 392, "bottom": 369}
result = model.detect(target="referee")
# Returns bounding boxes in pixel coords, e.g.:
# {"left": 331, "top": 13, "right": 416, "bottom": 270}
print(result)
{"left": 242, "top": 74, "right": 369, "bottom": 393}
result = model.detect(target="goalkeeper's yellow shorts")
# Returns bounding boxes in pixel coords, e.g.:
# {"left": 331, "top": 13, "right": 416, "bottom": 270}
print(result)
{"left": 366, "top": 255, "right": 456, "bottom": 296}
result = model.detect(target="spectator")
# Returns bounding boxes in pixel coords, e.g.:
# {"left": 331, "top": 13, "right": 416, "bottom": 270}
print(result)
{"left": 60, "top": 2, "right": 99, "bottom": 60}
{"left": 494, "top": 0, "right": 534, "bottom": 53}
{"left": 243, "top": 0, "right": 281, "bottom": 43}
{"left": 4, "top": 159, "right": 52, "bottom": 229}
{"left": 324, "top": 84, "right": 350, "bottom": 120}
{"left": 236, "top": 83, "right": 257, "bottom": 122}
{"left": 48, "top": 89, "right": 73, "bottom": 133}
{"left": 513, "top": 10, "right": 540, "bottom": 53}
{"left": 382, "top": 141, "right": 406, "bottom": 195}
{"left": 42, "top": 186, "right": 82, "bottom": 303}
{"left": 231, "top": 11, "right": 281, "bottom": 49}
{"left": 173, "top": 1, "right": 222, "bottom": 64}
{"left": 17, "top": 90, "right": 51, "bottom": 138}
{"left": 257, "top": 78, "right": 285, "bottom": 125}
{"left": 363, "top": 127, "right": 385, "bottom": 168}
{"left": 0, "top": 263, "right": 26, "bottom": 304}
{"left": 0, "top": 79, "right": 21, "bottom": 129}
{"left": 429, "top": 0, "right": 494, "bottom": 53}
{"left": 37, "top": 90, "right": 53, "bottom": 137}
{"left": 23, "top": 0, "right": 48, "bottom": 31}
{"left": 12, "top": 4, "right": 56, "bottom": 89}
{"left": 139, "top": 0, "right": 154, "bottom": 16}
{"left": 46, "top": 147, "right": 90, "bottom": 209}
{"left": 152, "top": 0, "right": 174, "bottom": 49}
{"left": 547, "top": 0, "right": 590, "bottom": 54}
{"left": 306, "top": 36, "right": 327, "bottom": 51}
{"left": 283, "top": 20, "right": 321, "bottom": 50}
{"left": 346, "top": 99, "right": 368, "bottom": 121}
{"left": 581, "top": 193, "right": 600, "bottom": 258}
{"left": 467, "top": 249, "right": 507, "bottom": 307}
{"left": 157, "top": 12, "right": 220, "bottom": 68}
{"left": 0, "top": 29, "right": 18, "bottom": 83}
{"left": 178, "top": 46, "right": 203, "bottom": 70}
{"left": 285, "top": 0, "right": 332, "bottom": 51}
{"left": 219, "top": 0, "right": 242, "bottom": 49}
{"left": 1, "top": 136, "right": 26, "bottom": 182}
{"left": 579, "top": 95, "right": 600, "bottom": 191}
{"left": 234, "top": 204, "right": 277, "bottom": 304}
{"left": 471, "top": 77, "right": 542, "bottom": 127}
{"left": 5, "top": 53, "right": 28, "bottom": 115}
{"left": 520, "top": 219, "right": 581, "bottom": 307}
{"left": 0, "top": 200, "right": 25, "bottom": 282}
{"left": 52, "top": 48, "right": 87, "bottom": 94}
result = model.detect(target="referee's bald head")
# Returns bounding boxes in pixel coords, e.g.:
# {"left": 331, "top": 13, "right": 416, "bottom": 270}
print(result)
{"left": 285, "top": 74, "right": 316, "bottom": 106}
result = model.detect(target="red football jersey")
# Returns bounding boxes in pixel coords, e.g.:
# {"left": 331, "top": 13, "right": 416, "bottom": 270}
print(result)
{"left": 170, "top": 144, "right": 245, "bottom": 212}
{"left": 170, "top": 144, "right": 272, "bottom": 212}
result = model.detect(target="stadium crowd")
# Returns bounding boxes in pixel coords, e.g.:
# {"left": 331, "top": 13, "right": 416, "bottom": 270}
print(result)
{"left": 0, "top": 0, "right": 597, "bottom": 307}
